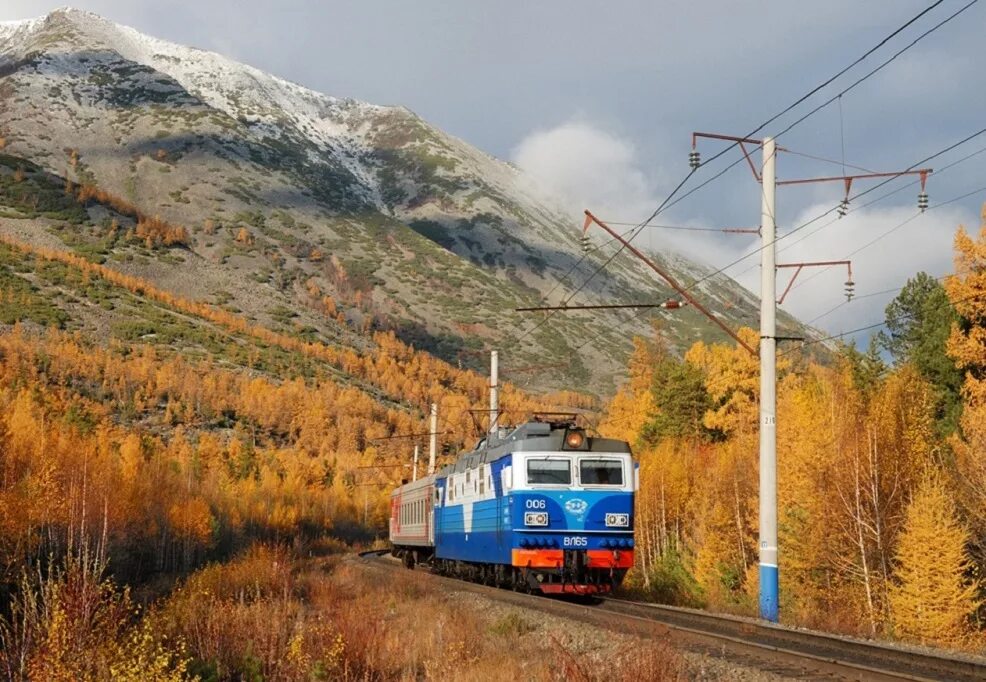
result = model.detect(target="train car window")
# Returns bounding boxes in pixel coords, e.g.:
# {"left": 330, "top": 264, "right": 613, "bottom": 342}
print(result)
{"left": 580, "top": 459, "right": 624, "bottom": 485}
{"left": 479, "top": 477, "right": 485, "bottom": 495}
{"left": 527, "top": 459, "right": 571, "bottom": 485}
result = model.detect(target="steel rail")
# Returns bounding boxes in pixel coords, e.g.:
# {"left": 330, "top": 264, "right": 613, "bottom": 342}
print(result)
{"left": 356, "top": 551, "right": 986, "bottom": 681}
{"left": 597, "top": 596, "right": 986, "bottom": 682}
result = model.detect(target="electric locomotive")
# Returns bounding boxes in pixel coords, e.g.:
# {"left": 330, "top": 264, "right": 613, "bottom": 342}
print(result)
{"left": 390, "top": 417, "right": 636, "bottom": 594}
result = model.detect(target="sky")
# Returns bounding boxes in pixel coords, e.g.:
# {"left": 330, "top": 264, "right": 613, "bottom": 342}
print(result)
{"left": 3, "top": 1, "right": 985, "bottom": 345}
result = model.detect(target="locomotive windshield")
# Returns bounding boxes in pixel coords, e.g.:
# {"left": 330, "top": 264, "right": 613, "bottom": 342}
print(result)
{"left": 579, "top": 459, "right": 624, "bottom": 486}
{"left": 527, "top": 458, "right": 571, "bottom": 485}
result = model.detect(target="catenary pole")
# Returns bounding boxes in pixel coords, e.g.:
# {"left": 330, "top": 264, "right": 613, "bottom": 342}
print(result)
{"left": 489, "top": 350, "right": 499, "bottom": 438}
{"left": 428, "top": 403, "right": 438, "bottom": 475}
{"left": 759, "top": 137, "right": 779, "bottom": 622}
{"left": 412, "top": 445, "right": 419, "bottom": 482}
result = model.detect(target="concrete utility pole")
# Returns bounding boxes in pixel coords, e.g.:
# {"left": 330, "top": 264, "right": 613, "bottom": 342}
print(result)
{"left": 668, "top": 132, "right": 934, "bottom": 624}
{"left": 412, "top": 445, "right": 419, "bottom": 482}
{"left": 758, "top": 137, "right": 779, "bottom": 622}
{"left": 428, "top": 403, "right": 438, "bottom": 475}
{"left": 489, "top": 350, "right": 499, "bottom": 438}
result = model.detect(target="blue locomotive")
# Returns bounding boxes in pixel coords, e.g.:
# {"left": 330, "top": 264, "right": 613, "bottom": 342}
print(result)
{"left": 389, "top": 418, "right": 636, "bottom": 594}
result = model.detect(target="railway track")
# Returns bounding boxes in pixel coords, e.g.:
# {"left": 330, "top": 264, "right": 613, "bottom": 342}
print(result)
{"left": 357, "top": 550, "right": 986, "bottom": 681}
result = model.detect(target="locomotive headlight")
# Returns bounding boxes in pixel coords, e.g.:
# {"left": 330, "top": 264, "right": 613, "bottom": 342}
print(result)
{"left": 524, "top": 511, "right": 549, "bottom": 527}
{"left": 605, "top": 513, "right": 629, "bottom": 528}
{"left": 564, "top": 431, "right": 585, "bottom": 449}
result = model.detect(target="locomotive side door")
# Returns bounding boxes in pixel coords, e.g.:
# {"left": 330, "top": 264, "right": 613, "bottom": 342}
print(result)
{"left": 428, "top": 492, "right": 434, "bottom": 545}
{"left": 433, "top": 485, "right": 441, "bottom": 545}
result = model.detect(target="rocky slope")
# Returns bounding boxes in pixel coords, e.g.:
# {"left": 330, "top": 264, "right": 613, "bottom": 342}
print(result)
{"left": 0, "top": 8, "right": 811, "bottom": 392}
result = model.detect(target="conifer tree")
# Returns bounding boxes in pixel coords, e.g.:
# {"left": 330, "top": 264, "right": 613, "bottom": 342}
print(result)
{"left": 641, "top": 352, "right": 714, "bottom": 444}
{"left": 879, "top": 272, "right": 962, "bottom": 435}
{"left": 889, "top": 474, "right": 980, "bottom": 647}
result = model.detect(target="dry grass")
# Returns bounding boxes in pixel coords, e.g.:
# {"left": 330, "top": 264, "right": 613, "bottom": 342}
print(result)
{"left": 149, "top": 546, "right": 688, "bottom": 681}
{"left": 0, "top": 544, "right": 688, "bottom": 681}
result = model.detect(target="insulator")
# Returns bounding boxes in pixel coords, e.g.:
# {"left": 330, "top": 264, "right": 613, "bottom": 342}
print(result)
{"left": 844, "top": 279, "right": 855, "bottom": 301}
{"left": 580, "top": 234, "right": 591, "bottom": 253}
{"left": 917, "top": 191, "right": 929, "bottom": 212}
{"left": 837, "top": 197, "right": 850, "bottom": 218}
{"left": 688, "top": 150, "right": 701, "bottom": 170}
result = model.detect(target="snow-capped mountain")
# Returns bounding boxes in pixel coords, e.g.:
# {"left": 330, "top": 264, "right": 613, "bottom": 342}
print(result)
{"left": 0, "top": 8, "right": 811, "bottom": 391}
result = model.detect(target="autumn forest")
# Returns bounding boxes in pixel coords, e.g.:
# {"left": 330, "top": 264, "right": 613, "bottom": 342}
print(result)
{"left": 0, "top": 148, "right": 985, "bottom": 678}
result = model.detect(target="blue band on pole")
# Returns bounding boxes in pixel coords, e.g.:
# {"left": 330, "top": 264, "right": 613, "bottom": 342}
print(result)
{"left": 759, "top": 564, "right": 778, "bottom": 622}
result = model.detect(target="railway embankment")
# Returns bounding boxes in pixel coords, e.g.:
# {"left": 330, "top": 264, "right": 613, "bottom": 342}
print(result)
{"left": 358, "top": 551, "right": 986, "bottom": 681}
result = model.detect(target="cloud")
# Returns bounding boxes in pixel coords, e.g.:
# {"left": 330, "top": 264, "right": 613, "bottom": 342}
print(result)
{"left": 731, "top": 200, "right": 974, "bottom": 341}
{"left": 510, "top": 120, "right": 659, "bottom": 221}
{"left": 509, "top": 119, "right": 736, "bottom": 259}
{"left": 511, "top": 120, "right": 978, "bottom": 342}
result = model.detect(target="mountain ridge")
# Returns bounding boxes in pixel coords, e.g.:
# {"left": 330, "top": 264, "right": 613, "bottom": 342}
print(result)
{"left": 0, "top": 7, "right": 815, "bottom": 393}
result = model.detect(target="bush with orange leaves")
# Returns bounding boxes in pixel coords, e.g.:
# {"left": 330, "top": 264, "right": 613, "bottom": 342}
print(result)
{"left": 0, "top": 545, "right": 193, "bottom": 682}
{"left": 73, "top": 183, "right": 190, "bottom": 247}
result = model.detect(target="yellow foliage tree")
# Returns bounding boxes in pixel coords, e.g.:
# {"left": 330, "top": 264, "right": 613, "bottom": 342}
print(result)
{"left": 944, "top": 217, "right": 986, "bottom": 546}
{"left": 599, "top": 335, "right": 660, "bottom": 444}
{"left": 684, "top": 327, "right": 763, "bottom": 436}
{"left": 889, "top": 473, "right": 980, "bottom": 647}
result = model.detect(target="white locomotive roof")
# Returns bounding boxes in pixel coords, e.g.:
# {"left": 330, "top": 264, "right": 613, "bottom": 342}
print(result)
{"left": 435, "top": 421, "right": 631, "bottom": 478}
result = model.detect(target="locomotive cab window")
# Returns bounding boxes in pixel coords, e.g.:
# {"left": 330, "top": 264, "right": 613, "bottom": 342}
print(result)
{"left": 579, "top": 459, "right": 624, "bottom": 486}
{"left": 527, "top": 458, "right": 571, "bottom": 485}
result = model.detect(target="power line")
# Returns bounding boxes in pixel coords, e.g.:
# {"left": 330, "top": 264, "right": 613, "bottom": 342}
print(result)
{"left": 588, "top": 221, "right": 757, "bottom": 234}
{"left": 516, "top": 1, "right": 972, "bottom": 355}
{"left": 781, "top": 291, "right": 986, "bottom": 357}
{"left": 648, "top": 0, "right": 969, "bottom": 222}
{"left": 740, "top": 0, "right": 947, "bottom": 146}
{"left": 807, "top": 273, "right": 951, "bottom": 326}
{"left": 681, "top": 126, "right": 986, "bottom": 294}
{"left": 783, "top": 147, "right": 875, "bottom": 175}
{"left": 541, "top": 1, "right": 970, "bottom": 335}
{"left": 768, "top": 0, "right": 978, "bottom": 146}
{"left": 762, "top": 141, "right": 986, "bottom": 268}
{"left": 571, "top": 130, "right": 986, "bottom": 354}
{"left": 788, "top": 183, "right": 986, "bottom": 296}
